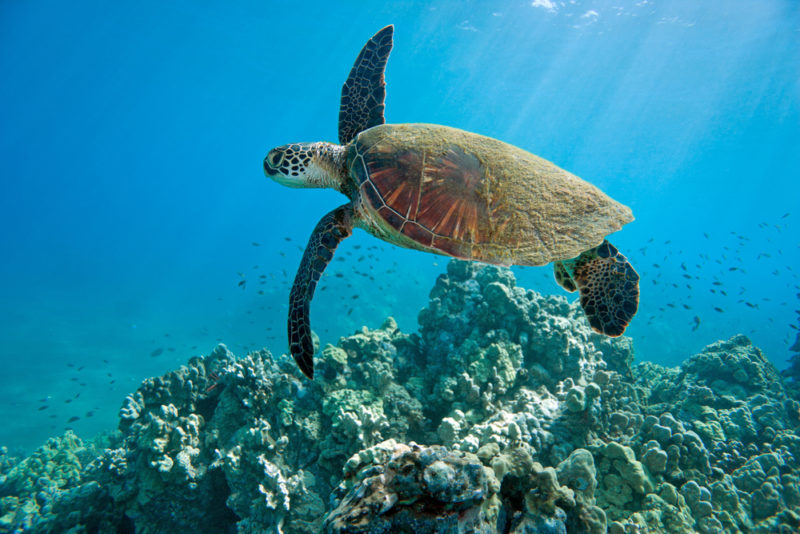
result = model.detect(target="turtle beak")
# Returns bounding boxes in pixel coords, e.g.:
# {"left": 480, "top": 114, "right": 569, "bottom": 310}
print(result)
{"left": 263, "top": 157, "right": 279, "bottom": 176}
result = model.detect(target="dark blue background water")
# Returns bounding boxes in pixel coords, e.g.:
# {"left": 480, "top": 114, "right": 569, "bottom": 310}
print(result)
{"left": 1, "top": 1, "right": 798, "bottom": 452}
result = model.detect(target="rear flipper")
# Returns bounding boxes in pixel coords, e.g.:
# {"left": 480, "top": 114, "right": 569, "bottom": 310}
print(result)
{"left": 554, "top": 240, "right": 639, "bottom": 336}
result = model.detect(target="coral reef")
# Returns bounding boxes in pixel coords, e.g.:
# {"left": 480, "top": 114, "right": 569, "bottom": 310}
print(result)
{"left": 1, "top": 260, "right": 799, "bottom": 533}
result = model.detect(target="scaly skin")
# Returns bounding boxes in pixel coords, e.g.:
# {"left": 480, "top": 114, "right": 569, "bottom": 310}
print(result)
{"left": 288, "top": 204, "right": 354, "bottom": 379}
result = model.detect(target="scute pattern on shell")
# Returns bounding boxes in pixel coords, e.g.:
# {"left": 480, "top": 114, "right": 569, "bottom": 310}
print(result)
{"left": 353, "top": 140, "right": 490, "bottom": 256}
{"left": 349, "top": 123, "right": 634, "bottom": 266}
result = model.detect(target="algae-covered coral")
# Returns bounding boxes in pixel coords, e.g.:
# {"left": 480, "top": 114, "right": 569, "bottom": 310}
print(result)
{"left": 1, "top": 261, "right": 799, "bottom": 533}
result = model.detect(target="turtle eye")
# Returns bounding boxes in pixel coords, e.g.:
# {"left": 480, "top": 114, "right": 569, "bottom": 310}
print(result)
{"left": 266, "top": 150, "right": 284, "bottom": 169}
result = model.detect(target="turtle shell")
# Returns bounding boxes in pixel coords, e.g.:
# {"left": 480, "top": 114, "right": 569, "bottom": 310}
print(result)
{"left": 347, "top": 123, "right": 633, "bottom": 266}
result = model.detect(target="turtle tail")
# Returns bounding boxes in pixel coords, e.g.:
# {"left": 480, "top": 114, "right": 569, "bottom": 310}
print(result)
{"left": 554, "top": 240, "right": 639, "bottom": 336}
{"left": 288, "top": 204, "right": 354, "bottom": 379}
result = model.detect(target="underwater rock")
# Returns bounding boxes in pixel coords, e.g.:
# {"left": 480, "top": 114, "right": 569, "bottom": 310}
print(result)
{"left": 2, "top": 260, "right": 800, "bottom": 533}
{"left": 324, "top": 441, "right": 498, "bottom": 534}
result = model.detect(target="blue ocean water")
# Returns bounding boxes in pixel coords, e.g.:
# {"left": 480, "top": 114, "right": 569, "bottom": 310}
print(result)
{"left": 0, "top": 0, "right": 797, "bottom": 454}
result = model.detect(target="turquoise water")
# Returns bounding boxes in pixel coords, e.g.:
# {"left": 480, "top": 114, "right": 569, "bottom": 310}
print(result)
{"left": 1, "top": 1, "right": 798, "bottom": 453}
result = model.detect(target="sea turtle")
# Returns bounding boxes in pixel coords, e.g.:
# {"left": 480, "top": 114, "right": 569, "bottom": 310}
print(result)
{"left": 263, "top": 25, "right": 639, "bottom": 379}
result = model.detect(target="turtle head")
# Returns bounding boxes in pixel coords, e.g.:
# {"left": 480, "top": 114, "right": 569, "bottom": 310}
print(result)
{"left": 263, "top": 142, "right": 345, "bottom": 190}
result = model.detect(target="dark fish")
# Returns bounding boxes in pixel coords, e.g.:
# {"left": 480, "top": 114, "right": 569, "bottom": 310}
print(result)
{"left": 38, "top": 405, "right": 48, "bottom": 411}
{"left": 703, "top": 233, "right": 709, "bottom": 239}
{"left": 238, "top": 280, "right": 246, "bottom": 289}
{"left": 151, "top": 348, "right": 163, "bottom": 357}
{"left": 251, "top": 242, "right": 260, "bottom": 246}
{"left": 284, "top": 237, "right": 292, "bottom": 241}
{"left": 714, "top": 307, "right": 724, "bottom": 313}
{"left": 782, "top": 212, "right": 790, "bottom": 218}
{"left": 681, "top": 263, "right": 687, "bottom": 271}
{"left": 692, "top": 316, "right": 701, "bottom": 331}
{"left": 68, "top": 416, "right": 80, "bottom": 423}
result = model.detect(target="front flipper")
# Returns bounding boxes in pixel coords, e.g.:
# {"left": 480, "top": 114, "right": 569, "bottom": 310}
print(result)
{"left": 289, "top": 204, "right": 354, "bottom": 379}
{"left": 556, "top": 240, "right": 639, "bottom": 337}
{"left": 338, "top": 25, "right": 394, "bottom": 145}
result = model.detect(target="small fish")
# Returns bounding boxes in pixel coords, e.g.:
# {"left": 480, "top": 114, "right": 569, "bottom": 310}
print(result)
{"left": 251, "top": 242, "right": 260, "bottom": 246}
{"left": 692, "top": 316, "right": 701, "bottom": 331}
{"left": 238, "top": 280, "right": 246, "bottom": 289}
{"left": 68, "top": 416, "right": 80, "bottom": 423}
{"left": 151, "top": 348, "right": 163, "bottom": 357}
{"left": 714, "top": 307, "right": 724, "bottom": 313}
{"left": 38, "top": 405, "right": 49, "bottom": 411}
{"left": 703, "top": 233, "right": 709, "bottom": 239}
{"left": 782, "top": 212, "right": 790, "bottom": 218}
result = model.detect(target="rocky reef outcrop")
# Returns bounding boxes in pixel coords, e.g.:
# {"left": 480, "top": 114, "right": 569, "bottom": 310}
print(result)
{"left": 1, "top": 260, "right": 799, "bottom": 533}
